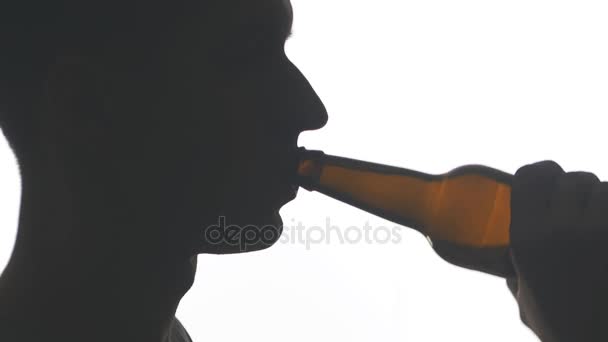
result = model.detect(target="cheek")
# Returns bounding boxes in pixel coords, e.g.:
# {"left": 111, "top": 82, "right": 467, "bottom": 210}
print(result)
{"left": 197, "top": 74, "right": 290, "bottom": 204}
{"left": 219, "top": 115, "right": 274, "bottom": 178}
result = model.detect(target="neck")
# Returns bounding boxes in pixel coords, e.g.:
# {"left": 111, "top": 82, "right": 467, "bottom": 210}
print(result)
{"left": 0, "top": 168, "right": 196, "bottom": 340}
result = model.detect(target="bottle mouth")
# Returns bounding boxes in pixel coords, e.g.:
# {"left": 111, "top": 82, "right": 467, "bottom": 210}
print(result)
{"left": 295, "top": 148, "right": 325, "bottom": 191}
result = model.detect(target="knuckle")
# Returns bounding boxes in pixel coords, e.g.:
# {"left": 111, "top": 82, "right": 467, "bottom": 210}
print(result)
{"left": 586, "top": 181, "right": 608, "bottom": 208}
{"left": 595, "top": 181, "right": 608, "bottom": 195}
{"left": 535, "top": 160, "right": 564, "bottom": 174}
{"left": 567, "top": 171, "right": 599, "bottom": 183}
{"left": 557, "top": 171, "right": 599, "bottom": 193}
{"left": 513, "top": 161, "right": 564, "bottom": 202}
{"left": 515, "top": 160, "right": 563, "bottom": 180}
{"left": 515, "top": 163, "right": 539, "bottom": 179}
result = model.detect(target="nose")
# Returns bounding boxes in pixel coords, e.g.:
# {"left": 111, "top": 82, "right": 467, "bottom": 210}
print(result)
{"left": 283, "top": 60, "right": 329, "bottom": 133}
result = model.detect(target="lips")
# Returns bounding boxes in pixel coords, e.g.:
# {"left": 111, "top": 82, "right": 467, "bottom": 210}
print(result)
{"left": 281, "top": 185, "right": 299, "bottom": 204}
{"left": 287, "top": 146, "right": 303, "bottom": 184}
{"left": 269, "top": 146, "right": 301, "bottom": 207}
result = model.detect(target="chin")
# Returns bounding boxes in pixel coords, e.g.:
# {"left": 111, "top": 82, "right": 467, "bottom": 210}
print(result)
{"left": 246, "top": 210, "right": 284, "bottom": 251}
{"left": 171, "top": 256, "right": 198, "bottom": 295}
{"left": 197, "top": 207, "right": 284, "bottom": 255}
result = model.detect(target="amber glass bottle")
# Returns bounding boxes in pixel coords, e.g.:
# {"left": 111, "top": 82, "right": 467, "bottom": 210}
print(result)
{"left": 297, "top": 149, "right": 515, "bottom": 277}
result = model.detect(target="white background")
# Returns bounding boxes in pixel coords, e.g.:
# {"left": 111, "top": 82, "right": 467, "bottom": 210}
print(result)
{"left": 2, "top": 1, "right": 608, "bottom": 341}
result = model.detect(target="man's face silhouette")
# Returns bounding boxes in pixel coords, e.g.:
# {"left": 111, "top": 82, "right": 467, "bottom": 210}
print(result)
{"left": 2, "top": 0, "right": 326, "bottom": 270}
{"left": 137, "top": 0, "right": 328, "bottom": 255}
{"left": 0, "top": 0, "right": 327, "bottom": 330}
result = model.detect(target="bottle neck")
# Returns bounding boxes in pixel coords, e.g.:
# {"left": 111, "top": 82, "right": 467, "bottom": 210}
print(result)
{"left": 297, "top": 149, "right": 440, "bottom": 191}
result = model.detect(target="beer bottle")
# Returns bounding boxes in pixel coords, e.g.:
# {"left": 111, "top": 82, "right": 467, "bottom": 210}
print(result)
{"left": 296, "top": 148, "right": 515, "bottom": 277}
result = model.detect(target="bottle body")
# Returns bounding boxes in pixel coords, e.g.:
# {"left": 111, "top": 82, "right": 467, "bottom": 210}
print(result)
{"left": 297, "top": 149, "right": 514, "bottom": 277}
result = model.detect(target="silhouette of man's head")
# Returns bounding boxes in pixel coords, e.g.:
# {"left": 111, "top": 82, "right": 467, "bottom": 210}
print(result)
{"left": 0, "top": 0, "right": 327, "bottom": 269}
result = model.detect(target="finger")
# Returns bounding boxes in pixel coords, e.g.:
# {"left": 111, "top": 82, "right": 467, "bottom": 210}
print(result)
{"left": 581, "top": 181, "right": 608, "bottom": 236}
{"left": 506, "top": 276, "right": 519, "bottom": 297}
{"left": 511, "top": 161, "right": 564, "bottom": 242}
{"left": 549, "top": 171, "right": 599, "bottom": 232}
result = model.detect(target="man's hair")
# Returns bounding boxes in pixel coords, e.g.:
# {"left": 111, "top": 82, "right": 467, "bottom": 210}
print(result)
{"left": 0, "top": 1, "right": 187, "bottom": 161}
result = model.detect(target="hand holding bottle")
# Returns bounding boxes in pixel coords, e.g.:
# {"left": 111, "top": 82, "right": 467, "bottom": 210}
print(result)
{"left": 296, "top": 149, "right": 608, "bottom": 340}
{"left": 507, "top": 161, "right": 608, "bottom": 341}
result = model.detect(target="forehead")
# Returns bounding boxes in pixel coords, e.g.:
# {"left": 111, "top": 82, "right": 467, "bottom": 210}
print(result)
{"left": 280, "top": 0, "right": 294, "bottom": 22}
{"left": 169, "top": 0, "right": 293, "bottom": 67}
{"left": 213, "top": 0, "right": 292, "bottom": 36}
